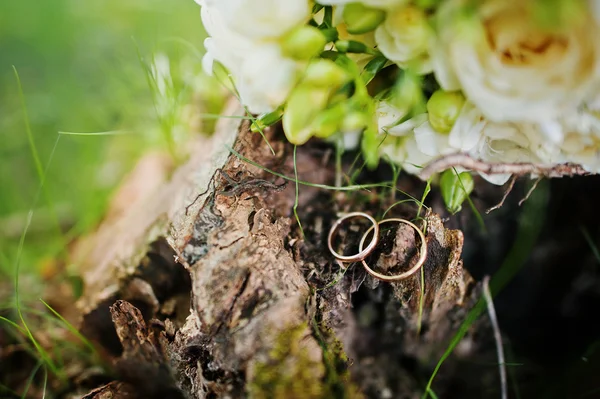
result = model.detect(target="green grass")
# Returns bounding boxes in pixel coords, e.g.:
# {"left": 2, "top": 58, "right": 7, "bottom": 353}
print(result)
{"left": 422, "top": 180, "right": 549, "bottom": 398}
{"left": 293, "top": 145, "right": 305, "bottom": 238}
{"left": 580, "top": 226, "right": 600, "bottom": 264}
{"left": 1, "top": 0, "right": 211, "bottom": 394}
{"left": 0, "top": 0, "right": 207, "bottom": 271}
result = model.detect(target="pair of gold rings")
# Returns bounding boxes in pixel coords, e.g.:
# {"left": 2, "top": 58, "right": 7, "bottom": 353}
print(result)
{"left": 327, "top": 212, "right": 427, "bottom": 282}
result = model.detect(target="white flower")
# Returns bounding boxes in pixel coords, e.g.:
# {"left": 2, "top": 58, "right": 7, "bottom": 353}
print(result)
{"left": 199, "top": 5, "right": 301, "bottom": 113}
{"left": 318, "top": 0, "right": 408, "bottom": 10}
{"left": 376, "top": 103, "right": 432, "bottom": 174}
{"left": 235, "top": 45, "right": 299, "bottom": 114}
{"left": 381, "top": 100, "right": 541, "bottom": 184}
{"left": 432, "top": 0, "right": 600, "bottom": 126}
{"left": 522, "top": 105, "right": 600, "bottom": 173}
{"left": 201, "top": 0, "right": 310, "bottom": 40}
{"left": 374, "top": 5, "right": 433, "bottom": 74}
{"left": 377, "top": 101, "right": 407, "bottom": 131}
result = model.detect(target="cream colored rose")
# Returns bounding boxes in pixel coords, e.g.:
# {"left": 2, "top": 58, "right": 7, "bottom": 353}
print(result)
{"left": 202, "top": 0, "right": 310, "bottom": 39}
{"left": 432, "top": 0, "right": 600, "bottom": 125}
{"left": 200, "top": 6, "right": 300, "bottom": 113}
{"left": 375, "top": 5, "right": 433, "bottom": 74}
{"left": 384, "top": 100, "right": 540, "bottom": 184}
{"left": 522, "top": 105, "right": 600, "bottom": 172}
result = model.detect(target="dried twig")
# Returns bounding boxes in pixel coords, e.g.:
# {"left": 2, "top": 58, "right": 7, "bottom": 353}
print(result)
{"left": 486, "top": 175, "right": 518, "bottom": 214}
{"left": 419, "top": 153, "right": 592, "bottom": 181}
{"left": 483, "top": 276, "right": 507, "bottom": 399}
{"left": 518, "top": 177, "right": 541, "bottom": 207}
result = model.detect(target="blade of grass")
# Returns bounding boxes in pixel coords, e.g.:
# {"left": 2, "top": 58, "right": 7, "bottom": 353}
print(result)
{"left": 133, "top": 38, "right": 178, "bottom": 161}
{"left": 39, "top": 299, "right": 97, "bottom": 355}
{"left": 228, "top": 144, "right": 425, "bottom": 205}
{"left": 422, "top": 180, "right": 548, "bottom": 398}
{"left": 41, "top": 366, "right": 48, "bottom": 399}
{"left": 196, "top": 114, "right": 252, "bottom": 120}
{"left": 453, "top": 167, "right": 486, "bottom": 234}
{"left": 13, "top": 134, "right": 63, "bottom": 378}
{"left": 0, "top": 383, "right": 19, "bottom": 397}
{"left": 580, "top": 226, "right": 600, "bottom": 264}
{"left": 13, "top": 67, "right": 67, "bottom": 260}
{"left": 416, "top": 214, "right": 430, "bottom": 336}
{"left": 417, "top": 179, "right": 431, "bottom": 219}
{"left": 227, "top": 145, "right": 388, "bottom": 191}
{"left": 0, "top": 315, "right": 26, "bottom": 334}
{"left": 58, "top": 130, "right": 133, "bottom": 136}
{"left": 293, "top": 146, "right": 305, "bottom": 238}
{"left": 14, "top": 66, "right": 43, "bottom": 181}
{"left": 20, "top": 360, "right": 43, "bottom": 399}
{"left": 382, "top": 199, "right": 429, "bottom": 218}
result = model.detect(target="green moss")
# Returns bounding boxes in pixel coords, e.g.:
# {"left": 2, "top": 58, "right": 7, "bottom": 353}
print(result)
{"left": 249, "top": 323, "right": 326, "bottom": 399}
{"left": 249, "top": 322, "right": 363, "bottom": 399}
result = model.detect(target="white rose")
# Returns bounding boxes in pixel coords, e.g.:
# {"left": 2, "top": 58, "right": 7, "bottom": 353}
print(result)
{"left": 318, "top": 0, "right": 408, "bottom": 10}
{"left": 378, "top": 108, "right": 433, "bottom": 174}
{"left": 202, "top": 0, "right": 310, "bottom": 39}
{"left": 522, "top": 106, "right": 600, "bottom": 172}
{"left": 375, "top": 5, "right": 433, "bottom": 74}
{"left": 414, "top": 101, "right": 538, "bottom": 184}
{"left": 432, "top": 0, "right": 600, "bottom": 124}
{"left": 377, "top": 101, "right": 408, "bottom": 132}
{"left": 235, "top": 45, "right": 300, "bottom": 114}
{"left": 199, "top": 5, "right": 301, "bottom": 113}
{"left": 560, "top": 133, "right": 600, "bottom": 173}
{"left": 200, "top": 6, "right": 255, "bottom": 75}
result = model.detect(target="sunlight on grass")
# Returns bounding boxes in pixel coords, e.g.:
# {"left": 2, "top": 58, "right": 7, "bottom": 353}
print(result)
{"left": 0, "top": 0, "right": 210, "bottom": 393}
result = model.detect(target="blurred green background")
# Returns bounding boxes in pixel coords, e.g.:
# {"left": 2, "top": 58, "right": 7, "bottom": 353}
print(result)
{"left": 0, "top": 0, "right": 210, "bottom": 280}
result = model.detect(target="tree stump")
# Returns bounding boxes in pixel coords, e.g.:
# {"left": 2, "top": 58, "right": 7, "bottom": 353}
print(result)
{"left": 74, "top": 100, "right": 490, "bottom": 399}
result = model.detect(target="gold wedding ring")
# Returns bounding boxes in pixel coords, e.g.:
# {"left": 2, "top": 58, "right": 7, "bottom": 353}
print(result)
{"left": 327, "top": 212, "right": 379, "bottom": 263}
{"left": 357, "top": 218, "right": 427, "bottom": 282}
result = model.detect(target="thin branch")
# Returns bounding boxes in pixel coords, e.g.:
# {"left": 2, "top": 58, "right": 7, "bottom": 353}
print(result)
{"left": 486, "top": 175, "right": 518, "bottom": 214}
{"left": 419, "top": 153, "right": 592, "bottom": 181}
{"left": 518, "top": 177, "right": 541, "bottom": 207}
{"left": 483, "top": 275, "right": 507, "bottom": 399}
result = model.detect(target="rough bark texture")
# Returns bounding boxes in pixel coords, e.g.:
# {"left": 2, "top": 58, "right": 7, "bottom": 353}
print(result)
{"left": 74, "top": 100, "right": 488, "bottom": 399}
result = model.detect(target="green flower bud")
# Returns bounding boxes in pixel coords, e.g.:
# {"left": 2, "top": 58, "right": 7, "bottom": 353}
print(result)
{"left": 391, "top": 71, "right": 425, "bottom": 114}
{"left": 312, "top": 103, "right": 346, "bottom": 139}
{"left": 427, "top": 90, "right": 466, "bottom": 133}
{"left": 303, "top": 59, "right": 351, "bottom": 88}
{"left": 281, "top": 26, "right": 327, "bottom": 60}
{"left": 251, "top": 107, "right": 284, "bottom": 133}
{"left": 342, "top": 111, "right": 370, "bottom": 132}
{"left": 335, "top": 40, "right": 378, "bottom": 55}
{"left": 283, "top": 86, "right": 330, "bottom": 145}
{"left": 361, "top": 122, "right": 380, "bottom": 169}
{"left": 440, "top": 169, "right": 474, "bottom": 214}
{"left": 343, "top": 3, "right": 386, "bottom": 34}
{"left": 319, "top": 27, "right": 339, "bottom": 43}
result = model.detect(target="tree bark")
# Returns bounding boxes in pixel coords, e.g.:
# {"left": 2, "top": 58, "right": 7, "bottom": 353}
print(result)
{"left": 74, "top": 100, "right": 488, "bottom": 399}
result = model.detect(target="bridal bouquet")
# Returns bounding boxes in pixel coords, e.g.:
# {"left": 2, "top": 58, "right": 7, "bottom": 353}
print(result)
{"left": 195, "top": 0, "right": 600, "bottom": 185}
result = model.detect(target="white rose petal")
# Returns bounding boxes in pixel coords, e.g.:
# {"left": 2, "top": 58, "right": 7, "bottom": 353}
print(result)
{"left": 198, "top": 3, "right": 302, "bottom": 114}
{"left": 432, "top": 0, "right": 600, "bottom": 124}
{"left": 236, "top": 45, "right": 299, "bottom": 114}
{"left": 206, "top": 0, "right": 310, "bottom": 39}
{"left": 375, "top": 5, "right": 433, "bottom": 73}
{"left": 414, "top": 121, "right": 451, "bottom": 157}
{"left": 447, "top": 101, "right": 487, "bottom": 152}
{"left": 376, "top": 101, "right": 408, "bottom": 132}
